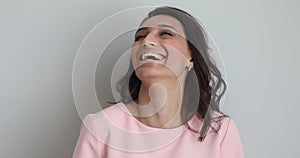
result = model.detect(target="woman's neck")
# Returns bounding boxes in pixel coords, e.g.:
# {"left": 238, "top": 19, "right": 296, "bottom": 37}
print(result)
{"left": 127, "top": 79, "right": 185, "bottom": 128}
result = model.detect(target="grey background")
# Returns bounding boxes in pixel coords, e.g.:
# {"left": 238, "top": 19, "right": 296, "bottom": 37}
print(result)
{"left": 1, "top": 0, "right": 299, "bottom": 157}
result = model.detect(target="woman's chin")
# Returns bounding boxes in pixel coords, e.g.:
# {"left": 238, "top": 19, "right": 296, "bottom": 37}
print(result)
{"left": 137, "top": 70, "right": 175, "bottom": 83}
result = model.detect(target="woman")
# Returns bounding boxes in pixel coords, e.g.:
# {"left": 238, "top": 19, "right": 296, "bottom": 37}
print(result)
{"left": 74, "top": 6, "right": 244, "bottom": 158}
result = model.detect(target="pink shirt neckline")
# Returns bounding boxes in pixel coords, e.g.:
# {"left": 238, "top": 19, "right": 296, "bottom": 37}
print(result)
{"left": 116, "top": 102, "right": 200, "bottom": 132}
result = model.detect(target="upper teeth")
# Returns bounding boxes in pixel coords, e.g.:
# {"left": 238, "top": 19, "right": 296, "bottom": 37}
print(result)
{"left": 141, "top": 52, "right": 164, "bottom": 61}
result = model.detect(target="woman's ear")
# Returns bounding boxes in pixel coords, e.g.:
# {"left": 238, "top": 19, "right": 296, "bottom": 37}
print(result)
{"left": 185, "top": 58, "right": 194, "bottom": 71}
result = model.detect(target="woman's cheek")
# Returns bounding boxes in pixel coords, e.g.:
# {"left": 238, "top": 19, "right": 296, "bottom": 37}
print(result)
{"left": 164, "top": 47, "right": 187, "bottom": 76}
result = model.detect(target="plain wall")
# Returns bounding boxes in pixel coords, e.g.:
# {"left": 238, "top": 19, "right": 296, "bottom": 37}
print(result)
{"left": 1, "top": 0, "right": 299, "bottom": 157}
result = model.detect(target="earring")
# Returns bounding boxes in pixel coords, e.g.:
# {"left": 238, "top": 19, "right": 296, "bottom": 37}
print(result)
{"left": 185, "top": 65, "right": 192, "bottom": 71}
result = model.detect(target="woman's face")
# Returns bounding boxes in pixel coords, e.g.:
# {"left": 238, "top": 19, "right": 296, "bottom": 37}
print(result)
{"left": 132, "top": 15, "right": 192, "bottom": 82}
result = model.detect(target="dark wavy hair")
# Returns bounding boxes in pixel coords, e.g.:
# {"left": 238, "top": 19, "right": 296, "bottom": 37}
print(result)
{"left": 115, "top": 6, "right": 227, "bottom": 141}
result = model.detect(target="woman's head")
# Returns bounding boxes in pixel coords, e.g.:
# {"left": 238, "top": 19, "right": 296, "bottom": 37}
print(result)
{"left": 116, "top": 6, "right": 227, "bottom": 141}
{"left": 131, "top": 14, "right": 193, "bottom": 84}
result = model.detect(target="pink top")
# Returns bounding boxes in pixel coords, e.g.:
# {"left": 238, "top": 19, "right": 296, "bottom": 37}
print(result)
{"left": 73, "top": 102, "right": 244, "bottom": 158}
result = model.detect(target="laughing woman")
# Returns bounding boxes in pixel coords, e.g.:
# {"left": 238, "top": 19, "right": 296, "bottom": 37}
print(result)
{"left": 73, "top": 6, "right": 244, "bottom": 158}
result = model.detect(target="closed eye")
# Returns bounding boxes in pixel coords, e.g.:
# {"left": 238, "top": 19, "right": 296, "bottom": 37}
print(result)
{"left": 160, "top": 30, "right": 174, "bottom": 38}
{"left": 134, "top": 35, "right": 146, "bottom": 41}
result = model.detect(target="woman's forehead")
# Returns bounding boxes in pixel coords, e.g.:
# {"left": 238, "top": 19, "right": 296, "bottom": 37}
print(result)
{"left": 140, "top": 15, "right": 185, "bottom": 36}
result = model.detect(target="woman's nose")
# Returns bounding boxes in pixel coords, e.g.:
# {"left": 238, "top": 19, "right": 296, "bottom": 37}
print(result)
{"left": 142, "top": 34, "right": 157, "bottom": 47}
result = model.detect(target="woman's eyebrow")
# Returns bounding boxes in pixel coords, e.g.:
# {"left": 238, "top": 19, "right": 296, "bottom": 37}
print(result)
{"left": 157, "top": 24, "right": 177, "bottom": 32}
{"left": 136, "top": 24, "right": 178, "bottom": 34}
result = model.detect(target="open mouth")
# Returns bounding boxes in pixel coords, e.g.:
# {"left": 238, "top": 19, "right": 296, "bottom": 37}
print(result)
{"left": 140, "top": 52, "right": 166, "bottom": 61}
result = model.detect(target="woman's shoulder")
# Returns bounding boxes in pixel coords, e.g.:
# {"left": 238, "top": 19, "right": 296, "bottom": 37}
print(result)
{"left": 85, "top": 102, "right": 126, "bottom": 119}
{"left": 81, "top": 102, "right": 125, "bottom": 129}
{"left": 213, "top": 115, "right": 244, "bottom": 157}
{"left": 213, "top": 115, "right": 241, "bottom": 145}
{"left": 201, "top": 111, "right": 240, "bottom": 141}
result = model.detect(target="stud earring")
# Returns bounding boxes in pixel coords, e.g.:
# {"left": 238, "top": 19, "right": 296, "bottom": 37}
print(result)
{"left": 185, "top": 65, "right": 192, "bottom": 71}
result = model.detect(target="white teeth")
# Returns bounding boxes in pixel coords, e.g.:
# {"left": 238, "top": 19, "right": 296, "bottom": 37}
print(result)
{"left": 141, "top": 52, "right": 165, "bottom": 61}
